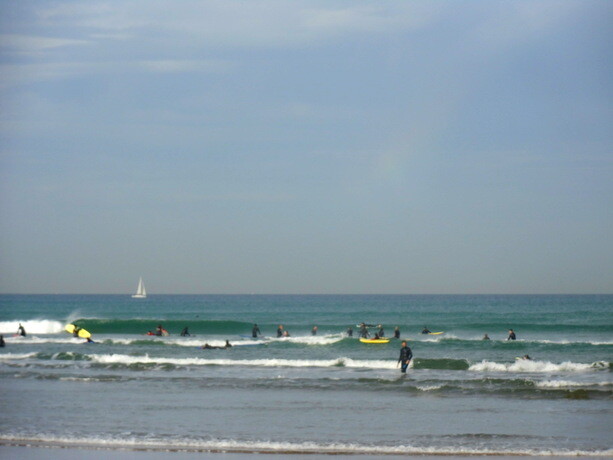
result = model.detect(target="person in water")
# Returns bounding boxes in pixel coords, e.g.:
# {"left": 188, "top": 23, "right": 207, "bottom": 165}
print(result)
{"left": 482, "top": 334, "right": 490, "bottom": 340}
{"left": 17, "top": 323, "right": 26, "bottom": 337}
{"left": 377, "top": 325, "right": 385, "bottom": 337}
{"left": 224, "top": 340, "right": 232, "bottom": 348}
{"left": 180, "top": 327, "right": 190, "bottom": 337}
{"left": 277, "top": 325, "right": 284, "bottom": 338}
{"left": 73, "top": 325, "right": 81, "bottom": 337}
{"left": 421, "top": 326, "right": 431, "bottom": 334}
{"left": 507, "top": 329, "right": 516, "bottom": 340}
{"left": 85, "top": 337, "right": 95, "bottom": 344}
{"left": 397, "top": 341, "right": 413, "bottom": 373}
{"left": 202, "top": 343, "right": 222, "bottom": 349}
{"left": 155, "top": 324, "right": 163, "bottom": 337}
{"left": 282, "top": 330, "right": 290, "bottom": 337}
{"left": 359, "top": 323, "right": 369, "bottom": 338}
{"left": 346, "top": 327, "right": 353, "bottom": 337}
{"left": 252, "top": 324, "right": 261, "bottom": 338}
{"left": 311, "top": 326, "right": 318, "bottom": 336}
{"left": 522, "top": 354, "right": 531, "bottom": 360}
{"left": 394, "top": 326, "right": 400, "bottom": 339}
{"left": 0, "top": 335, "right": 5, "bottom": 347}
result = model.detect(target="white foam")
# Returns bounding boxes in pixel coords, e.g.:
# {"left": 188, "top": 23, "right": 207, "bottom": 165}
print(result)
{"left": 0, "top": 352, "right": 39, "bottom": 360}
{"left": 0, "top": 320, "right": 64, "bottom": 334}
{"left": 417, "top": 384, "right": 444, "bottom": 391}
{"left": 469, "top": 360, "right": 610, "bottom": 373}
{"left": 86, "top": 353, "right": 396, "bottom": 369}
{"left": 0, "top": 433, "right": 611, "bottom": 456}
{"left": 536, "top": 380, "right": 612, "bottom": 389}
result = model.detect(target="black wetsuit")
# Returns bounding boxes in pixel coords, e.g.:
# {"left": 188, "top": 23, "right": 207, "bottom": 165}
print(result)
{"left": 398, "top": 345, "right": 413, "bottom": 373}
{"left": 347, "top": 327, "right": 353, "bottom": 337}
{"left": 508, "top": 331, "right": 516, "bottom": 340}
{"left": 17, "top": 326, "right": 26, "bottom": 337}
{"left": 0, "top": 336, "right": 5, "bottom": 347}
{"left": 180, "top": 327, "right": 190, "bottom": 337}
{"left": 359, "top": 326, "right": 369, "bottom": 338}
{"left": 277, "top": 328, "right": 283, "bottom": 338}
{"left": 252, "top": 325, "right": 261, "bottom": 338}
{"left": 421, "top": 329, "right": 430, "bottom": 334}
{"left": 394, "top": 329, "right": 400, "bottom": 339}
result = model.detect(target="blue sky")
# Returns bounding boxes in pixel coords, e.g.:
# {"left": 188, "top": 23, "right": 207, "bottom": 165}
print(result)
{"left": 1, "top": 1, "right": 611, "bottom": 294}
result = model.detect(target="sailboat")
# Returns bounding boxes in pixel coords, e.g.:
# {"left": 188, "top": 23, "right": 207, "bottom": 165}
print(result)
{"left": 132, "top": 277, "right": 147, "bottom": 298}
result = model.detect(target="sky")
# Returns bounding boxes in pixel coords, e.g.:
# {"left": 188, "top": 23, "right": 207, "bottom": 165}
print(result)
{"left": 0, "top": 1, "right": 611, "bottom": 294}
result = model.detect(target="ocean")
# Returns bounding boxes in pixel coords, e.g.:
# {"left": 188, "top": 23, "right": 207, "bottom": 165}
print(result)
{"left": 0, "top": 294, "right": 611, "bottom": 456}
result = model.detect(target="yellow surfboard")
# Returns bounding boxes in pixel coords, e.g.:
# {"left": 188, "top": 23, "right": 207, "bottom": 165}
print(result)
{"left": 65, "top": 324, "right": 92, "bottom": 339}
{"left": 359, "top": 338, "right": 390, "bottom": 344}
{"left": 428, "top": 332, "right": 444, "bottom": 335}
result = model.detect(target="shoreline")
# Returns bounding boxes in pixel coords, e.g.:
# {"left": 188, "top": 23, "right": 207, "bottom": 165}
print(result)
{"left": 1, "top": 439, "right": 610, "bottom": 458}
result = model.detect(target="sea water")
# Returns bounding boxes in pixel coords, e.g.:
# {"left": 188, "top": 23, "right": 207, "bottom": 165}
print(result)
{"left": 0, "top": 294, "right": 611, "bottom": 456}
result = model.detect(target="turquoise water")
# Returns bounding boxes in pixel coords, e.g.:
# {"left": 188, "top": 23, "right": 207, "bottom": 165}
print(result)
{"left": 1, "top": 295, "right": 612, "bottom": 455}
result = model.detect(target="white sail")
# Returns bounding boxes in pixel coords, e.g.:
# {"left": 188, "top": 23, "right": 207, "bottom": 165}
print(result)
{"left": 132, "top": 277, "right": 147, "bottom": 298}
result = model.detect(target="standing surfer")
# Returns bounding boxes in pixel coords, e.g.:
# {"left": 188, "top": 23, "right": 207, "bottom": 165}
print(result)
{"left": 397, "top": 341, "right": 413, "bottom": 374}
{"left": 394, "top": 326, "right": 400, "bottom": 339}
{"left": 17, "top": 323, "right": 26, "bottom": 337}
{"left": 277, "top": 325, "right": 284, "bottom": 337}
{"left": 252, "top": 324, "right": 261, "bottom": 338}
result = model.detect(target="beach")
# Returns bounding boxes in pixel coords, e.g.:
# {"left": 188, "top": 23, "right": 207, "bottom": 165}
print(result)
{"left": 1, "top": 295, "right": 611, "bottom": 457}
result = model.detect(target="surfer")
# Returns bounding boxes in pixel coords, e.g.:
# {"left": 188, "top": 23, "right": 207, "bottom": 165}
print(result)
{"left": 73, "top": 325, "right": 81, "bottom": 337}
{"left": 252, "top": 324, "right": 261, "bottom": 338}
{"left": 312, "top": 326, "right": 318, "bottom": 336}
{"left": 224, "top": 340, "right": 232, "bottom": 348}
{"left": 394, "top": 327, "right": 400, "bottom": 339}
{"left": 282, "top": 330, "right": 290, "bottom": 337}
{"left": 507, "top": 329, "right": 516, "bottom": 341}
{"left": 346, "top": 326, "right": 353, "bottom": 337}
{"left": 17, "top": 323, "right": 26, "bottom": 337}
{"left": 421, "top": 326, "right": 431, "bottom": 334}
{"left": 482, "top": 334, "right": 490, "bottom": 340}
{"left": 277, "top": 325, "right": 284, "bottom": 337}
{"left": 0, "top": 335, "right": 5, "bottom": 347}
{"left": 202, "top": 343, "right": 221, "bottom": 350}
{"left": 397, "top": 341, "right": 413, "bottom": 373}
{"left": 522, "top": 354, "right": 531, "bottom": 360}
{"left": 359, "top": 323, "right": 369, "bottom": 338}
{"left": 180, "top": 327, "right": 190, "bottom": 337}
{"left": 377, "top": 325, "right": 385, "bottom": 337}
{"left": 85, "top": 337, "right": 95, "bottom": 344}
{"left": 155, "top": 324, "right": 163, "bottom": 336}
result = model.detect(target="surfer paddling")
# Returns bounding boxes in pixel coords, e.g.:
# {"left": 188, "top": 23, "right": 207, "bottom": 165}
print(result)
{"left": 397, "top": 341, "right": 413, "bottom": 374}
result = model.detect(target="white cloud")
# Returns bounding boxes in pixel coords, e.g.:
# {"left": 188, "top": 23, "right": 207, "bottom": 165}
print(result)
{"left": 0, "top": 34, "right": 90, "bottom": 53}
{"left": 33, "top": 1, "right": 442, "bottom": 48}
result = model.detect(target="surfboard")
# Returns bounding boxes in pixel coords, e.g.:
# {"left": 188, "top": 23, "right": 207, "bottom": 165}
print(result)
{"left": 65, "top": 324, "right": 92, "bottom": 339}
{"left": 359, "top": 338, "right": 390, "bottom": 344}
{"left": 428, "top": 332, "right": 444, "bottom": 335}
